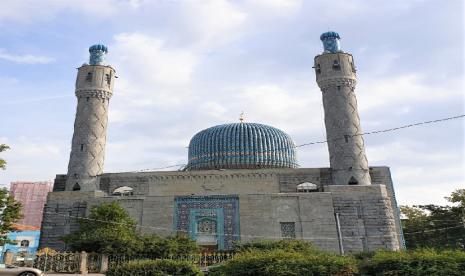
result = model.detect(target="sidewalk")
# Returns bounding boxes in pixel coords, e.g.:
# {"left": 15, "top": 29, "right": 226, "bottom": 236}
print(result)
{"left": 45, "top": 274, "right": 104, "bottom": 276}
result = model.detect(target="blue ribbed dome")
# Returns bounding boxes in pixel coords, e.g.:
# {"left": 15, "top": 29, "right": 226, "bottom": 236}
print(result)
{"left": 187, "top": 123, "right": 298, "bottom": 170}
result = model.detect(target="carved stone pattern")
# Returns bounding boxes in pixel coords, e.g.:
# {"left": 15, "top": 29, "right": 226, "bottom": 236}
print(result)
{"left": 320, "top": 77, "right": 371, "bottom": 185}
{"left": 76, "top": 89, "right": 113, "bottom": 99}
{"left": 66, "top": 96, "right": 109, "bottom": 189}
{"left": 317, "top": 78, "right": 356, "bottom": 90}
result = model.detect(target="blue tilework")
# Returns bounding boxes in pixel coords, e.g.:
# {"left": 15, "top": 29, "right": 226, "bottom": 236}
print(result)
{"left": 187, "top": 123, "right": 298, "bottom": 170}
{"left": 320, "top": 31, "right": 341, "bottom": 53}
{"left": 89, "top": 44, "right": 108, "bottom": 65}
{"left": 173, "top": 195, "right": 240, "bottom": 250}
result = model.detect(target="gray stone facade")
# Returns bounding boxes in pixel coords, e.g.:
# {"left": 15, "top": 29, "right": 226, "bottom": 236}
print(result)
{"left": 41, "top": 167, "right": 403, "bottom": 253}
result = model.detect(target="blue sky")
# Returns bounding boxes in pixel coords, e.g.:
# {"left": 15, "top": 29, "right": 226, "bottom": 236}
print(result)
{"left": 0, "top": 0, "right": 463, "bottom": 205}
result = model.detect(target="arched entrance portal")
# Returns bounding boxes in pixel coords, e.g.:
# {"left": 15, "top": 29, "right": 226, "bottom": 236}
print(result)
{"left": 173, "top": 195, "right": 240, "bottom": 251}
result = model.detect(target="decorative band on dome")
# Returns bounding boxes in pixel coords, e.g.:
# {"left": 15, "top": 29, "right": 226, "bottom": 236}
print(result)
{"left": 187, "top": 123, "right": 298, "bottom": 170}
{"left": 320, "top": 31, "right": 340, "bottom": 41}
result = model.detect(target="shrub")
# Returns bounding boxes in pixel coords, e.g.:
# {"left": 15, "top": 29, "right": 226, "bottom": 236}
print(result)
{"left": 106, "top": 259, "right": 203, "bottom": 276}
{"left": 234, "top": 239, "right": 321, "bottom": 254}
{"left": 209, "top": 250, "right": 357, "bottom": 276}
{"left": 358, "top": 249, "right": 465, "bottom": 276}
{"left": 136, "top": 234, "right": 199, "bottom": 257}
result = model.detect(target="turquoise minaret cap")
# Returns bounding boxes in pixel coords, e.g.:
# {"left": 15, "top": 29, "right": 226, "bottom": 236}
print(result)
{"left": 320, "top": 31, "right": 341, "bottom": 53}
{"left": 89, "top": 44, "right": 108, "bottom": 65}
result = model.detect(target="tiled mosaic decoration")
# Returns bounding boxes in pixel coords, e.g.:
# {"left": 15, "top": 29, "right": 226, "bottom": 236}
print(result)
{"left": 173, "top": 195, "right": 240, "bottom": 250}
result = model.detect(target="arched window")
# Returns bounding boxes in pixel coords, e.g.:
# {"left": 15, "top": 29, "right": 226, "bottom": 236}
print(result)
{"left": 348, "top": 177, "right": 359, "bottom": 185}
{"left": 20, "top": 240, "right": 30, "bottom": 247}
{"left": 112, "top": 186, "right": 134, "bottom": 196}
{"left": 73, "top": 183, "right": 81, "bottom": 191}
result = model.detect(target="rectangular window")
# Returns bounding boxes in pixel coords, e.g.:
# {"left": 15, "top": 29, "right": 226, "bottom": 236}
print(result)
{"left": 280, "top": 222, "right": 296, "bottom": 239}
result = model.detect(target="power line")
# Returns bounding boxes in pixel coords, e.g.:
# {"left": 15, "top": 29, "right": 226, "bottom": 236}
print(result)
{"left": 126, "top": 114, "right": 464, "bottom": 173}
{"left": 296, "top": 114, "right": 465, "bottom": 148}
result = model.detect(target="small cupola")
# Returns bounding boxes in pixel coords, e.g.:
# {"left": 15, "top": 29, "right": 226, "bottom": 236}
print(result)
{"left": 297, "top": 182, "right": 318, "bottom": 193}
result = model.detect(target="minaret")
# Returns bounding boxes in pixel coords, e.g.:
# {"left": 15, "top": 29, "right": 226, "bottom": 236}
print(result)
{"left": 314, "top": 32, "right": 371, "bottom": 186}
{"left": 65, "top": 44, "right": 116, "bottom": 191}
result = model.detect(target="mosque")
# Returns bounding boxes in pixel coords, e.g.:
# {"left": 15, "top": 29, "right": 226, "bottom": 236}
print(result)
{"left": 40, "top": 32, "right": 404, "bottom": 253}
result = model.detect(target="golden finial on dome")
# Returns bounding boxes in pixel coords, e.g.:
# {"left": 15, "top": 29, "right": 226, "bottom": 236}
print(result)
{"left": 239, "top": 111, "right": 245, "bottom": 123}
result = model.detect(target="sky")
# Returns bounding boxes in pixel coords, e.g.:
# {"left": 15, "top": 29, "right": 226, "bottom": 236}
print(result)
{"left": 0, "top": 0, "right": 463, "bottom": 206}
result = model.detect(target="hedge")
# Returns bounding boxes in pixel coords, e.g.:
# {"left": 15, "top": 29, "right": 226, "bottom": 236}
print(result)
{"left": 209, "top": 250, "right": 357, "bottom": 276}
{"left": 358, "top": 249, "right": 465, "bottom": 276}
{"left": 105, "top": 259, "right": 203, "bottom": 276}
{"left": 234, "top": 239, "right": 322, "bottom": 254}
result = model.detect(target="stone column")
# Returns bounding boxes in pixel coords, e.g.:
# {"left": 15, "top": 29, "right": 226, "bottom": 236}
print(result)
{"left": 79, "top": 251, "right": 88, "bottom": 275}
{"left": 65, "top": 45, "right": 116, "bottom": 191}
{"left": 314, "top": 32, "right": 371, "bottom": 186}
{"left": 3, "top": 251, "right": 14, "bottom": 265}
{"left": 100, "top": 254, "right": 109, "bottom": 273}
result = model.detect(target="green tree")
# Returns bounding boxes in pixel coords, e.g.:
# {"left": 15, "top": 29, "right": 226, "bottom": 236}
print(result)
{"left": 0, "top": 144, "right": 10, "bottom": 170}
{"left": 138, "top": 234, "right": 199, "bottom": 257}
{"left": 62, "top": 201, "right": 140, "bottom": 254}
{"left": 62, "top": 201, "right": 199, "bottom": 256}
{"left": 0, "top": 188, "right": 23, "bottom": 245}
{"left": 0, "top": 144, "right": 23, "bottom": 246}
{"left": 401, "top": 189, "right": 465, "bottom": 250}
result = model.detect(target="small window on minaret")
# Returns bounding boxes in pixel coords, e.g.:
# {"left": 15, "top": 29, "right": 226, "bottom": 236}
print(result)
{"left": 344, "top": 135, "right": 349, "bottom": 143}
{"left": 80, "top": 144, "right": 84, "bottom": 151}
{"left": 316, "top": 64, "right": 321, "bottom": 74}
{"left": 86, "top": 72, "right": 93, "bottom": 82}
{"left": 106, "top": 74, "right": 111, "bottom": 85}
{"left": 333, "top": 60, "right": 340, "bottom": 70}
{"left": 73, "top": 183, "right": 81, "bottom": 191}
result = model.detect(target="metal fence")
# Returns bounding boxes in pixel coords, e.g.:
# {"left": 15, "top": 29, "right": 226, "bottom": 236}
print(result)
{"left": 4, "top": 251, "right": 234, "bottom": 273}
{"left": 108, "top": 251, "right": 235, "bottom": 269}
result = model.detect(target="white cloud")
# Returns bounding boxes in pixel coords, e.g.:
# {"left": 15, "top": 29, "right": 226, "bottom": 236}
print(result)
{"left": 247, "top": 0, "right": 303, "bottom": 16}
{"left": 357, "top": 74, "right": 462, "bottom": 112}
{"left": 179, "top": 0, "right": 247, "bottom": 48}
{"left": 0, "top": 0, "right": 135, "bottom": 24}
{"left": 367, "top": 140, "right": 459, "bottom": 165}
{"left": 0, "top": 137, "right": 67, "bottom": 184}
{"left": 0, "top": 49, "right": 54, "bottom": 64}
{"left": 113, "top": 33, "right": 197, "bottom": 85}
{"left": 109, "top": 32, "right": 199, "bottom": 111}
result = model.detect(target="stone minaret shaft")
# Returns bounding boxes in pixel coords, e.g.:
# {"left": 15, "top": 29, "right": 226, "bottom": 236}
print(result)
{"left": 314, "top": 32, "right": 371, "bottom": 186}
{"left": 66, "top": 45, "right": 115, "bottom": 191}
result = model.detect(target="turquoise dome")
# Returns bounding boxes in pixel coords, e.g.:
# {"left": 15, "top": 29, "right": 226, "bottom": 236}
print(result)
{"left": 187, "top": 123, "right": 298, "bottom": 170}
